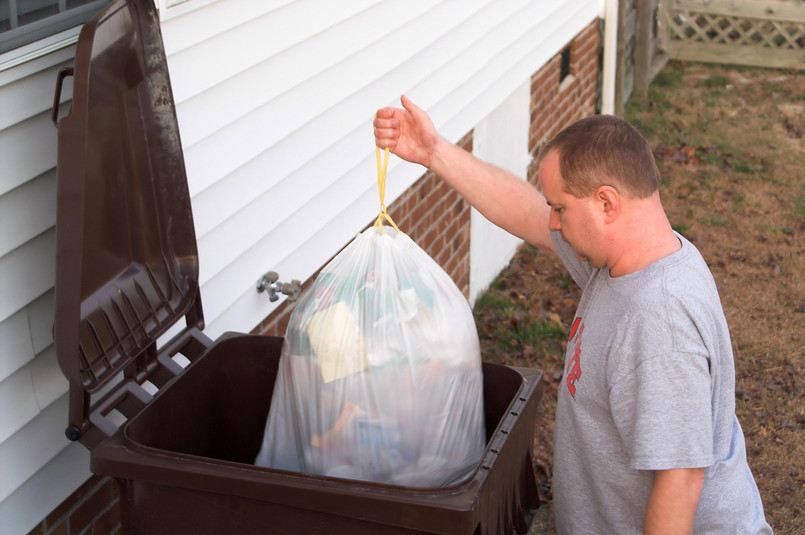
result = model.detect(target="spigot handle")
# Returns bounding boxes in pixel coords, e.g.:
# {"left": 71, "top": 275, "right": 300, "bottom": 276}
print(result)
{"left": 256, "top": 272, "right": 300, "bottom": 302}
{"left": 283, "top": 280, "right": 301, "bottom": 301}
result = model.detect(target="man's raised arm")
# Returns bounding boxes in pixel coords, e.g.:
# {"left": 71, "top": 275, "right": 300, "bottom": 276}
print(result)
{"left": 374, "top": 95, "right": 554, "bottom": 253}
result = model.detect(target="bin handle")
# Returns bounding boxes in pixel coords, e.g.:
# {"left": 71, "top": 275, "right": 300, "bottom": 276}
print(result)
{"left": 52, "top": 67, "right": 74, "bottom": 127}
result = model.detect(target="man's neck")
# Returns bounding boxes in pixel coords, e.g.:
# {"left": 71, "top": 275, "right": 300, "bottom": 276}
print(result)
{"left": 607, "top": 196, "right": 681, "bottom": 277}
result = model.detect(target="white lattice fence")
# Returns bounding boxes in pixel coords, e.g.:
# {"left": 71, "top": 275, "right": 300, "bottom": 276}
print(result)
{"left": 660, "top": 0, "right": 805, "bottom": 69}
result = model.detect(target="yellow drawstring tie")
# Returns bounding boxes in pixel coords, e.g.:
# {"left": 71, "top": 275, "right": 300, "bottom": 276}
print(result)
{"left": 374, "top": 132, "right": 400, "bottom": 234}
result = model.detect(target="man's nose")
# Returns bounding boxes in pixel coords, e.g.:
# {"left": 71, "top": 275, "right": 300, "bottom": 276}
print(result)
{"left": 549, "top": 209, "right": 561, "bottom": 231}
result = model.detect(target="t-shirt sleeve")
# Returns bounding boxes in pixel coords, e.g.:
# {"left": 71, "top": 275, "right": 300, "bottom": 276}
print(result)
{"left": 550, "top": 231, "right": 593, "bottom": 289}
{"left": 610, "top": 351, "right": 715, "bottom": 471}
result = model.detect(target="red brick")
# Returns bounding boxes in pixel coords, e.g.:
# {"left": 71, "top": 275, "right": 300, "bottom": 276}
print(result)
{"left": 44, "top": 522, "right": 67, "bottom": 535}
{"left": 26, "top": 523, "right": 46, "bottom": 535}
{"left": 421, "top": 226, "right": 439, "bottom": 255}
{"left": 91, "top": 500, "right": 122, "bottom": 535}
{"left": 68, "top": 479, "right": 116, "bottom": 534}
{"left": 42, "top": 476, "right": 99, "bottom": 530}
{"left": 443, "top": 255, "right": 459, "bottom": 281}
{"left": 411, "top": 200, "right": 430, "bottom": 229}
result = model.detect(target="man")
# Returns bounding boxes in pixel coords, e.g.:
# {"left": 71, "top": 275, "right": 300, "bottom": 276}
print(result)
{"left": 373, "top": 96, "right": 772, "bottom": 534}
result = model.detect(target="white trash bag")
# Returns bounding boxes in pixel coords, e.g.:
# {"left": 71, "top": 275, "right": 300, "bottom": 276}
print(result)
{"left": 254, "top": 148, "right": 485, "bottom": 487}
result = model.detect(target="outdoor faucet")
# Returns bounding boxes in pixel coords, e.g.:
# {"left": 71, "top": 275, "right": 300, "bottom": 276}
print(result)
{"left": 256, "top": 271, "right": 301, "bottom": 302}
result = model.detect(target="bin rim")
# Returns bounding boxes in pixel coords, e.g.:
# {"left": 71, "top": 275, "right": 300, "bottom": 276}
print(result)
{"left": 91, "top": 359, "right": 542, "bottom": 530}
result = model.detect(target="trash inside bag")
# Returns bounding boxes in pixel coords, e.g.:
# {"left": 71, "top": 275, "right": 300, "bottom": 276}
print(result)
{"left": 254, "top": 224, "right": 486, "bottom": 487}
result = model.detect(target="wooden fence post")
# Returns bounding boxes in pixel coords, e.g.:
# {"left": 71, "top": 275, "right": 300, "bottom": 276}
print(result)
{"left": 615, "top": 0, "right": 628, "bottom": 116}
{"left": 657, "top": 1, "right": 671, "bottom": 65}
{"left": 634, "top": 0, "right": 653, "bottom": 99}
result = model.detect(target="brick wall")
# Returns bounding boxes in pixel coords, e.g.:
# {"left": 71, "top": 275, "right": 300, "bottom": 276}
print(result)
{"left": 28, "top": 19, "right": 599, "bottom": 535}
{"left": 27, "top": 475, "right": 121, "bottom": 535}
{"left": 528, "top": 19, "right": 600, "bottom": 184}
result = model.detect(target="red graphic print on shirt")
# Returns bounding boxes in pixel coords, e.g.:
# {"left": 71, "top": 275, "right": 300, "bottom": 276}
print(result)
{"left": 566, "top": 317, "right": 583, "bottom": 398}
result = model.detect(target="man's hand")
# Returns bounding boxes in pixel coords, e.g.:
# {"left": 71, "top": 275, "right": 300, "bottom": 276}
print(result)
{"left": 374, "top": 95, "right": 441, "bottom": 168}
{"left": 643, "top": 468, "right": 705, "bottom": 535}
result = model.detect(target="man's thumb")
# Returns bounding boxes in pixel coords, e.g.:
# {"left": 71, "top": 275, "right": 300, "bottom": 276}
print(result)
{"left": 400, "top": 94, "right": 426, "bottom": 120}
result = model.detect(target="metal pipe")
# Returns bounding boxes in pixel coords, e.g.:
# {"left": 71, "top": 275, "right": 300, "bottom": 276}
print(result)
{"left": 601, "top": 0, "right": 619, "bottom": 115}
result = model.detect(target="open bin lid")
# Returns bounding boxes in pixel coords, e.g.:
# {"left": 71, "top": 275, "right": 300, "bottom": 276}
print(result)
{"left": 53, "top": 0, "right": 202, "bottom": 448}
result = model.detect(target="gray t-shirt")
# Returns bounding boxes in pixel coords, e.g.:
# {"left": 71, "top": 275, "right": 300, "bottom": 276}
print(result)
{"left": 551, "top": 231, "right": 771, "bottom": 534}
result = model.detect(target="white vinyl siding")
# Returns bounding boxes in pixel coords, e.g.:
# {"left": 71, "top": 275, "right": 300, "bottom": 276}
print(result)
{"left": 0, "top": 39, "right": 84, "bottom": 533}
{"left": 0, "top": 1, "right": 600, "bottom": 532}
{"left": 167, "top": 0, "right": 599, "bottom": 338}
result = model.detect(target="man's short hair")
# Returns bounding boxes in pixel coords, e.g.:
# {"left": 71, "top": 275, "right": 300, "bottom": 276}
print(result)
{"left": 539, "top": 115, "right": 661, "bottom": 199}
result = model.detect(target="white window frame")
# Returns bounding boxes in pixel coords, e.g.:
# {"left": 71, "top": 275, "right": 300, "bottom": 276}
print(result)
{"left": 0, "top": 0, "right": 108, "bottom": 72}
{"left": 0, "top": 0, "right": 214, "bottom": 73}
{"left": 0, "top": 25, "right": 77, "bottom": 72}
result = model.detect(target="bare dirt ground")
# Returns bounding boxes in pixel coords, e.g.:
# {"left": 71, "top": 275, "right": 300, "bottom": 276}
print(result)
{"left": 473, "top": 61, "right": 804, "bottom": 533}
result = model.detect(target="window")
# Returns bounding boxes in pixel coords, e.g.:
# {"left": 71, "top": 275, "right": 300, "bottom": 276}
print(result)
{"left": 1, "top": 0, "right": 108, "bottom": 55}
{"left": 559, "top": 46, "right": 571, "bottom": 84}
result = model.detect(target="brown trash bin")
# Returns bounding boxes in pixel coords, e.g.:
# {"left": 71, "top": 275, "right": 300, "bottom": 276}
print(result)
{"left": 51, "top": 1, "right": 545, "bottom": 533}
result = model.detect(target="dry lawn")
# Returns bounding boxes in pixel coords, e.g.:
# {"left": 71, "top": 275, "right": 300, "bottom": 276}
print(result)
{"left": 473, "top": 61, "right": 804, "bottom": 533}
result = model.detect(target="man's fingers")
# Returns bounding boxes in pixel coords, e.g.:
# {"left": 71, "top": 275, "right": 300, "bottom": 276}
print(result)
{"left": 375, "top": 137, "right": 397, "bottom": 150}
{"left": 375, "top": 107, "right": 396, "bottom": 119}
{"left": 373, "top": 116, "right": 397, "bottom": 130}
{"left": 374, "top": 97, "right": 424, "bottom": 153}
{"left": 374, "top": 127, "right": 398, "bottom": 149}
{"left": 373, "top": 114, "right": 399, "bottom": 149}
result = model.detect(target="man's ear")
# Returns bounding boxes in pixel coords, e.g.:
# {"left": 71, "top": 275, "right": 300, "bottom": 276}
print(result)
{"left": 595, "top": 185, "right": 620, "bottom": 223}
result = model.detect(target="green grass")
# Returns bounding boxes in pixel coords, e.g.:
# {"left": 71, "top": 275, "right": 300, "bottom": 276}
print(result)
{"left": 671, "top": 223, "right": 691, "bottom": 235}
{"left": 702, "top": 75, "right": 731, "bottom": 88}
{"left": 653, "top": 66, "right": 685, "bottom": 89}
{"left": 732, "top": 160, "right": 756, "bottom": 175}
{"left": 474, "top": 292, "right": 515, "bottom": 315}
{"left": 762, "top": 82, "right": 786, "bottom": 94}
{"left": 506, "top": 319, "right": 566, "bottom": 349}
{"left": 731, "top": 193, "right": 747, "bottom": 212}
{"left": 794, "top": 195, "right": 805, "bottom": 217}
{"left": 474, "top": 280, "right": 568, "bottom": 366}
{"left": 700, "top": 149, "right": 722, "bottom": 166}
{"left": 699, "top": 216, "right": 728, "bottom": 228}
